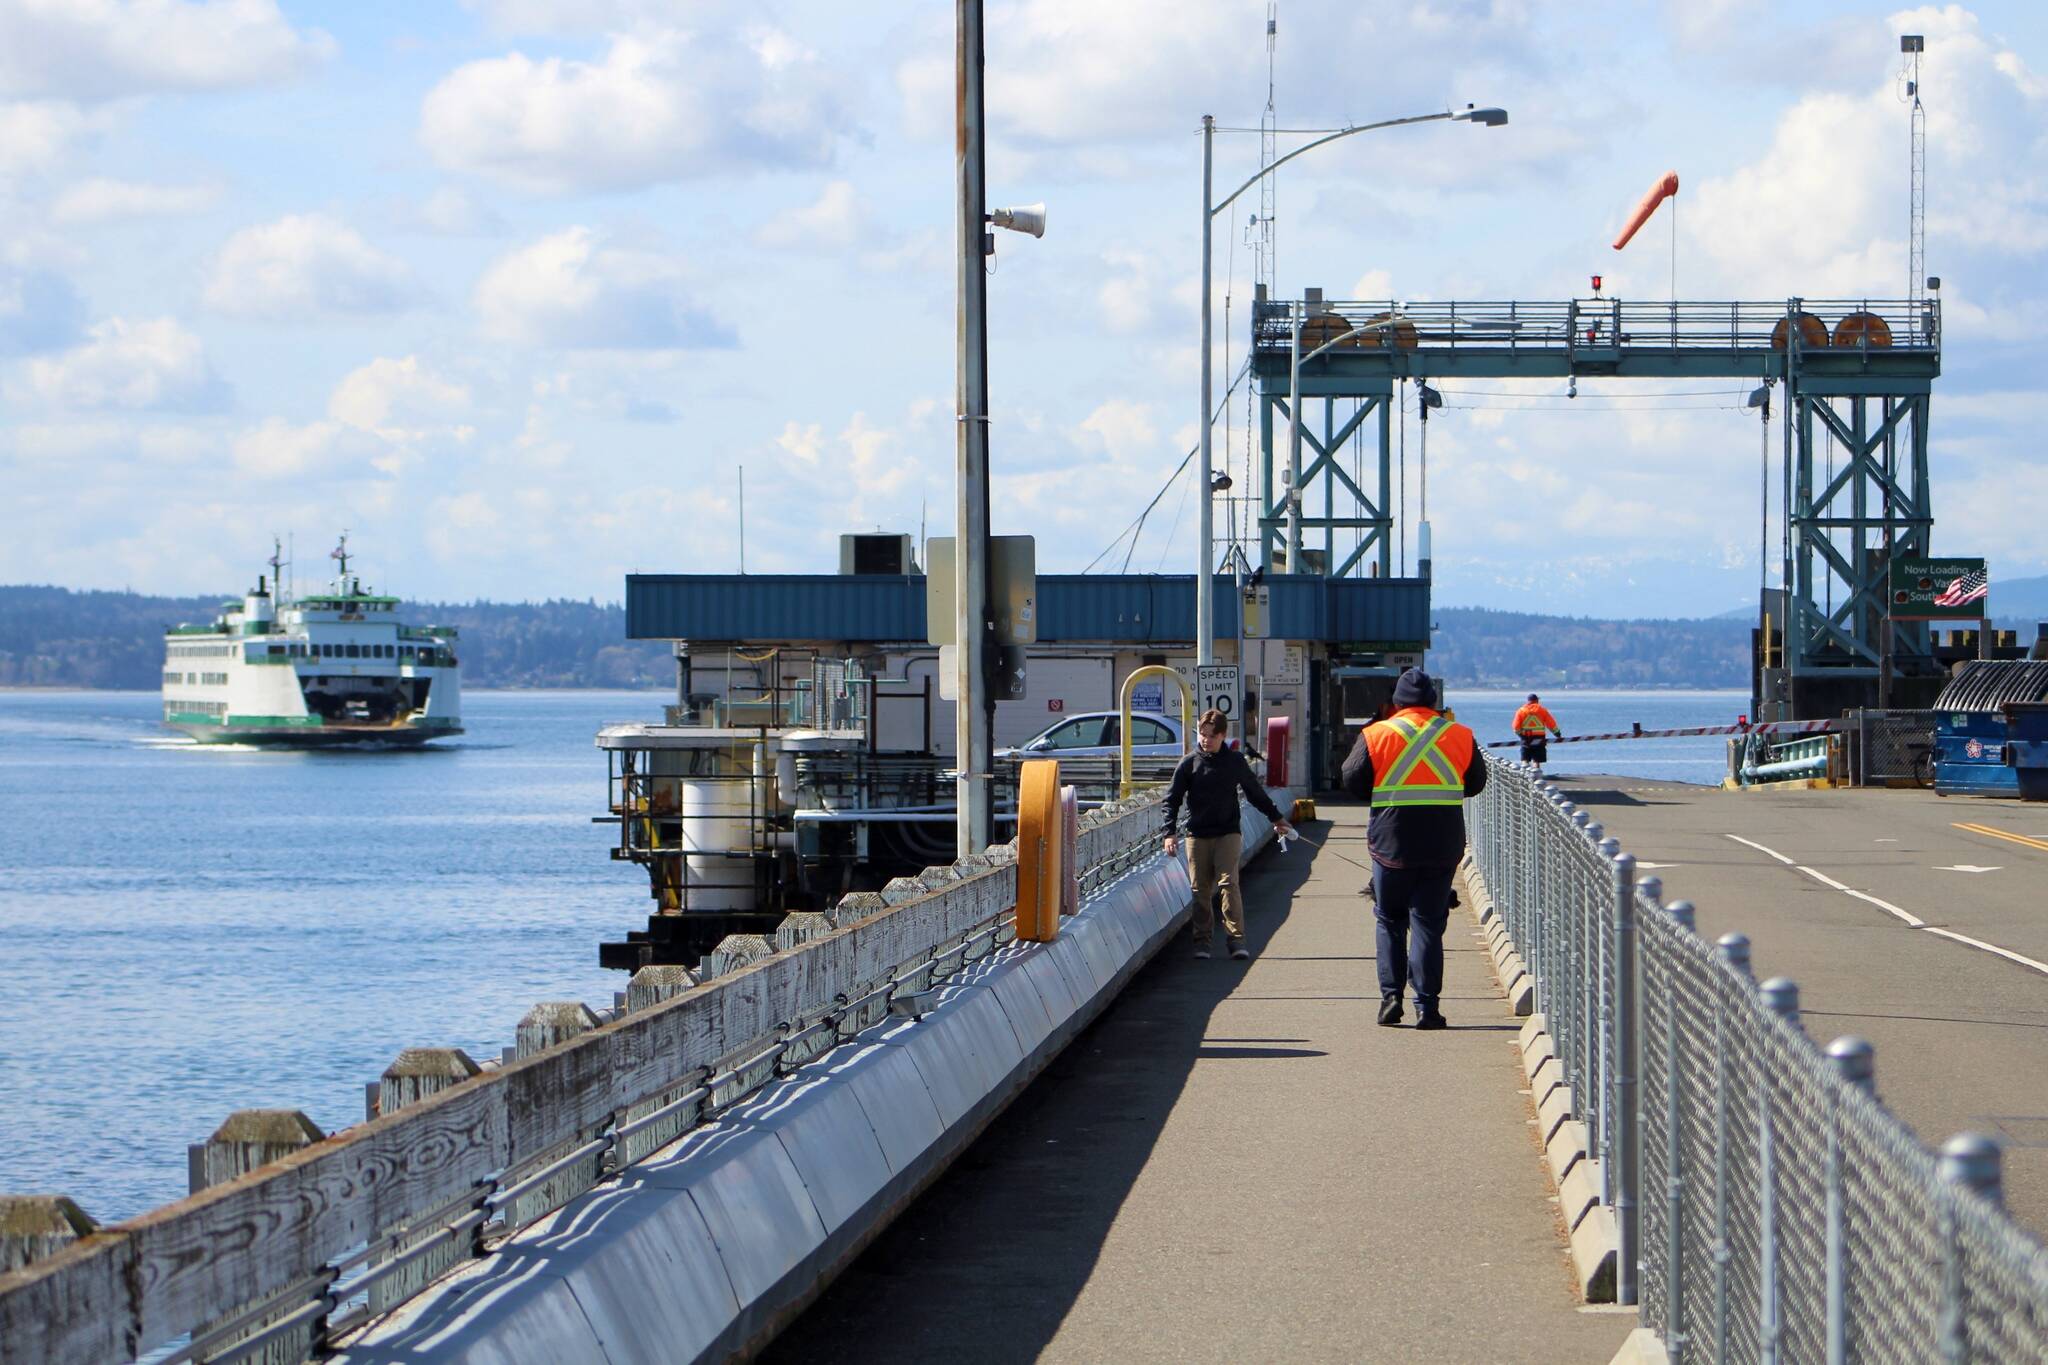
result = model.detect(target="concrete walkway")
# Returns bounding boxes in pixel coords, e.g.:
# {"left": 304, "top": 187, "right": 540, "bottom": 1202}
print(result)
{"left": 767, "top": 802, "right": 1632, "bottom": 1364}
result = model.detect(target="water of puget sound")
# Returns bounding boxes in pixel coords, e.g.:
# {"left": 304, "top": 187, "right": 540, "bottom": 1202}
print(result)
{"left": 0, "top": 686, "right": 1744, "bottom": 1219}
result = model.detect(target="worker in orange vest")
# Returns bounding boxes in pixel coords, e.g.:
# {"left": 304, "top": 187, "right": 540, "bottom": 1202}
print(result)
{"left": 1511, "top": 693, "right": 1562, "bottom": 774}
{"left": 1339, "top": 668, "right": 1486, "bottom": 1029}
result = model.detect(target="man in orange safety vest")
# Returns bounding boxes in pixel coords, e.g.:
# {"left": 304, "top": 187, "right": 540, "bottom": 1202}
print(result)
{"left": 1511, "top": 693, "right": 1562, "bottom": 774}
{"left": 1339, "top": 668, "right": 1486, "bottom": 1029}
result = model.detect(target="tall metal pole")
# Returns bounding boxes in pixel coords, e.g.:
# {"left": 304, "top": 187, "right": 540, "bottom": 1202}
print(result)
{"left": 1197, "top": 114, "right": 1216, "bottom": 665}
{"left": 1285, "top": 311, "right": 1302, "bottom": 571}
{"left": 954, "top": 0, "right": 993, "bottom": 857}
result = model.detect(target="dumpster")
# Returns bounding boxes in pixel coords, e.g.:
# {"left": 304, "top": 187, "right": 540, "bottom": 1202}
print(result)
{"left": 2004, "top": 701, "right": 2048, "bottom": 801}
{"left": 1931, "top": 661, "right": 2048, "bottom": 798}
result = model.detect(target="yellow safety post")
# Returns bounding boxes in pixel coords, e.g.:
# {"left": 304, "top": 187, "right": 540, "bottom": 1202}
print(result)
{"left": 1017, "top": 758, "right": 1062, "bottom": 942}
{"left": 1117, "top": 664, "right": 1196, "bottom": 798}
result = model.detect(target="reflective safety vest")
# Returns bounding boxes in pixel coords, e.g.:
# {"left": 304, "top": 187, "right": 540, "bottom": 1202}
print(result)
{"left": 1365, "top": 709, "right": 1474, "bottom": 808}
{"left": 1513, "top": 702, "right": 1557, "bottom": 737}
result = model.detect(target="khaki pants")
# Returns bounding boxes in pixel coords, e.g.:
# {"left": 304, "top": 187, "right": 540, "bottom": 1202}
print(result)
{"left": 1189, "top": 832, "right": 1245, "bottom": 943}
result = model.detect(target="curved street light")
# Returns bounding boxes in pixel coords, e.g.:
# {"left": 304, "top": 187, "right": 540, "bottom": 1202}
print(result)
{"left": 1196, "top": 104, "right": 1507, "bottom": 663}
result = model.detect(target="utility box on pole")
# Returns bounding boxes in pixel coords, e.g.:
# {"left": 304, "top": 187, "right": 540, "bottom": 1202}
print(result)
{"left": 924, "top": 535, "right": 1037, "bottom": 645}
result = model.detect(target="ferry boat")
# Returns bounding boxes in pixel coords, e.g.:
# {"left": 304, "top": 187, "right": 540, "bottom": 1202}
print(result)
{"left": 161, "top": 536, "right": 463, "bottom": 746}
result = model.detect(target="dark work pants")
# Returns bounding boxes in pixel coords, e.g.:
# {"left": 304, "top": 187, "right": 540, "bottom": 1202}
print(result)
{"left": 1371, "top": 862, "right": 1455, "bottom": 1011}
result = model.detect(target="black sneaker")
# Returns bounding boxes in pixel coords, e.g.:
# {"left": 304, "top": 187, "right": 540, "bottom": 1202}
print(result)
{"left": 1193, "top": 944, "right": 1214, "bottom": 960}
{"left": 1228, "top": 939, "right": 1250, "bottom": 960}
{"left": 1377, "top": 995, "right": 1404, "bottom": 1027}
{"left": 1415, "top": 1010, "right": 1448, "bottom": 1031}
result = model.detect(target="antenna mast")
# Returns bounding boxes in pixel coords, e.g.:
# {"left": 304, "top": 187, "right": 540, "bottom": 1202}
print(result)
{"left": 1903, "top": 34, "right": 1926, "bottom": 305}
{"left": 1257, "top": 3, "right": 1278, "bottom": 297}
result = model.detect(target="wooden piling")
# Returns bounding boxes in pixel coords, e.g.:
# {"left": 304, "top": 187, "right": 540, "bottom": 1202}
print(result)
{"left": 625, "top": 964, "right": 696, "bottom": 1012}
{"left": 378, "top": 1048, "right": 481, "bottom": 1117}
{"left": 0, "top": 1195, "right": 94, "bottom": 1273}
{"left": 187, "top": 1110, "right": 325, "bottom": 1195}
{"left": 515, "top": 1002, "right": 599, "bottom": 1059}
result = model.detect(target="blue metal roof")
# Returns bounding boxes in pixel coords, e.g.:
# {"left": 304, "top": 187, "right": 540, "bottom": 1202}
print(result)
{"left": 625, "top": 573, "right": 1430, "bottom": 646}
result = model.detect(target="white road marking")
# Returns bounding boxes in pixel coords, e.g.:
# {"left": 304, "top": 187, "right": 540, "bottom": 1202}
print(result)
{"left": 1725, "top": 833, "right": 1795, "bottom": 864}
{"left": 1719, "top": 832, "right": 2048, "bottom": 974}
{"left": 1635, "top": 861, "right": 1678, "bottom": 869}
{"left": 1935, "top": 865, "right": 2002, "bottom": 874}
{"left": 1874, "top": 837, "right": 1899, "bottom": 842}
{"left": 1918, "top": 927, "right": 2048, "bottom": 978}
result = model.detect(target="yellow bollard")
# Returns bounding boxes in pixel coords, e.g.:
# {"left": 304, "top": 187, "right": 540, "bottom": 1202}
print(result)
{"left": 1016, "top": 759, "right": 1063, "bottom": 942}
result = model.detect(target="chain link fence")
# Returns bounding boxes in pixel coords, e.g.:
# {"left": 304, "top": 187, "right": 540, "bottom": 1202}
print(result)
{"left": 1469, "top": 757, "right": 2048, "bottom": 1363}
{"left": 1851, "top": 708, "right": 1939, "bottom": 786}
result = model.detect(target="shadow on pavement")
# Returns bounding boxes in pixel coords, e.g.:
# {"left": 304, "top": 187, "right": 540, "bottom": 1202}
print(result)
{"left": 759, "top": 822, "right": 1327, "bottom": 1364}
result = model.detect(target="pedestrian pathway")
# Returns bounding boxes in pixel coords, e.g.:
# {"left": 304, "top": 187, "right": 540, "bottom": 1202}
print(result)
{"left": 767, "top": 801, "right": 1632, "bottom": 1363}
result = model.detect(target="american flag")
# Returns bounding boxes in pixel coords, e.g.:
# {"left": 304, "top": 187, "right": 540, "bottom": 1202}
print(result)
{"left": 1935, "top": 567, "right": 1989, "bottom": 608}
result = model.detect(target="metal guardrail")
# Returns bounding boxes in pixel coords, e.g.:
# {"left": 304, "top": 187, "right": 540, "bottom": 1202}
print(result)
{"left": 1470, "top": 759, "right": 2048, "bottom": 1362}
{"left": 0, "top": 793, "right": 1176, "bottom": 1365}
{"left": 1251, "top": 297, "right": 1940, "bottom": 357}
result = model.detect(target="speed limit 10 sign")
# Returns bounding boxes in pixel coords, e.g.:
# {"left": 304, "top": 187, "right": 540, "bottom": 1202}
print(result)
{"left": 1196, "top": 664, "right": 1240, "bottom": 721}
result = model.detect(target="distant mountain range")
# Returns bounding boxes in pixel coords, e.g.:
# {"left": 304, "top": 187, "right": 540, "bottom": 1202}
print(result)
{"left": 6, "top": 581, "right": 2039, "bottom": 693}
{"left": 1714, "top": 573, "right": 2048, "bottom": 626}
{"left": 0, "top": 586, "right": 671, "bottom": 689}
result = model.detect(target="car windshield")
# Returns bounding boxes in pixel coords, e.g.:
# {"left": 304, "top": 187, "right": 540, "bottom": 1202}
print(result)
{"left": 1036, "top": 716, "right": 1111, "bottom": 748}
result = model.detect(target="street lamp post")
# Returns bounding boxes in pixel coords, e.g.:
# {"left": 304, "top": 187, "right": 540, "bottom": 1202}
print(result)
{"left": 1197, "top": 105, "right": 1505, "bottom": 658}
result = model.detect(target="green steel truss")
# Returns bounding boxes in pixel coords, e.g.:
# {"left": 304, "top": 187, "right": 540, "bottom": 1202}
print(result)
{"left": 1249, "top": 296, "right": 1941, "bottom": 686}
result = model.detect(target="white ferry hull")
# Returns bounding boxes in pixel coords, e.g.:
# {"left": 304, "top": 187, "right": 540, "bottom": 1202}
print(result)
{"left": 162, "top": 548, "right": 463, "bottom": 749}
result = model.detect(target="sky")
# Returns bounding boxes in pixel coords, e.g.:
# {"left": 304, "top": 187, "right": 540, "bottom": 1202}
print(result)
{"left": 1, "top": 0, "right": 2044, "bottom": 617}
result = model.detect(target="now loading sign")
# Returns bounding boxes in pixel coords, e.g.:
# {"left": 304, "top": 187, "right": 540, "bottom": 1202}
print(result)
{"left": 1889, "top": 557, "right": 1988, "bottom": 621}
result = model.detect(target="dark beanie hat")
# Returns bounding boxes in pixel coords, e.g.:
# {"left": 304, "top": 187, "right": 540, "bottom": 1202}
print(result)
{"left": 1528, "top": 693, "right": 1540, "bottom": 702}
{"left": 1392, "top": 667, "right": 1438, "bottom": 710}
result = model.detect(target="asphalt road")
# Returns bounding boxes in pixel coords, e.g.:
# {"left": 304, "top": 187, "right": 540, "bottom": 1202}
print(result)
{"left": 765, "top": 805, "right": 1631, "bottom": 1364}
{"left": 1550, "top": 774, "right": 2048, "bottom": 1234}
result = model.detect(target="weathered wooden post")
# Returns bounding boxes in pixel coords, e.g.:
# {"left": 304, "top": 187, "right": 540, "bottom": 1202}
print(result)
{"left": 365, "top": 1048, "right": 484, "bottom": 1312}
{"left": 188, "top": 1109, "right": 325, "bottom": 1194}
{"left": 515, "top": 1002, "right": 598, "bottom": 1059}
{"left": 184, "top": 1111, "right": 327, "bottom": 1363}
{"left": 0, "top": 1195, "right": 94, "bottom": 1273}
{"left": 625, "top": 964, "right": 696, "bottom": 1012}
{"left": 774, "top": 911, "right": 834, "bottom": 951}
{"left": 703, "top": 933, "right": 773, "bottom": 980}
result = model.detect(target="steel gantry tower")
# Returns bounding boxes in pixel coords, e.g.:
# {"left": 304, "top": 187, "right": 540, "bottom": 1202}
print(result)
{"left": 1247, "top": 292, "right": 1943, "bottom": 718}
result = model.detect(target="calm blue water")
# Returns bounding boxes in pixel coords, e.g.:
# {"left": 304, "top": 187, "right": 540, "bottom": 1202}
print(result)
{"left": 0, "top": 685, "right": 1743, "bottom": 1224}
{"left": 1433, "top": 688, "right": 1749, "bottom": 786}
{"left": 0, "top": 690, "right": 667, "bottom": 1222}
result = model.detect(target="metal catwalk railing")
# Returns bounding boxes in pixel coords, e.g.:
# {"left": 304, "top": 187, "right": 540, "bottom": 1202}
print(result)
{"left": 1468, "top": 758, "right": 2048, "bottom": 1363}
{"left": 1251, "top": 297, "right": 1941, "bottom": 357}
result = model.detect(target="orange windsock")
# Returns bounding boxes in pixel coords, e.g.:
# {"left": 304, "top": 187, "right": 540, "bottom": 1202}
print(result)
{"left": 1612, "top": 171, "right": 1679, "bottom": 250}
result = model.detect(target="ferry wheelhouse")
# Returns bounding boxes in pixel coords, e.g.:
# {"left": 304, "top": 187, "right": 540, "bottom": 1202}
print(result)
{"left": 161, "top": 537, "right": 463, "bottom": 746}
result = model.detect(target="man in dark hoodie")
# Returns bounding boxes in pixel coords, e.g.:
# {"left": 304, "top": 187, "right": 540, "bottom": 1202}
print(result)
{"left": 1162, "top": 708, "right": 1291, "bottom": 960}
{"left": 1341, "top": 668, "right": 1486, "bottom": 1029}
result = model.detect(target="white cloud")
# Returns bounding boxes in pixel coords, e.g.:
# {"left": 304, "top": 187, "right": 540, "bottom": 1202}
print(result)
{"left": 472, "top": 227, "right": 732, "bottom": 349}
{"left": 755, "top": 180, "right": 869, "bottom": 251}
{"left": 1688, "top": 7, "right": 2048, "bottom": 296}
{"left": 230, "top": 417, "right": 385, "bottom": 480}
{"left": 23, "top": 316, "right": 228, "bottom": 410}
{"left": 419, "top": 27, "right": 854, "bottom": 194}
{"left": 0, "top": 0, "right": 333, "bottom": 101}
{"left": 203, "top": 214, "right": 424, "bottom": 320}
{"left": 897, "top": 2, "right": 1540, "bottom": 148}
{"left": 328, "top": 356, "right": 471, "bottom": 433}
{"left": 0, "top": 99, "right": 109, "bottom": 175}
{"left": 50, "top": 176, "right": 219, "bottom": 225}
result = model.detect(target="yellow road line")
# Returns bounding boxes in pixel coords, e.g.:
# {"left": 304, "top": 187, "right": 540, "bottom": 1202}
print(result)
{"left": 1952, "top": 821, "right": 2048, "bottom": 853}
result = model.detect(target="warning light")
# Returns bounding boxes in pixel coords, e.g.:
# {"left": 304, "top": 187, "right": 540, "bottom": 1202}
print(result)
{"left": 1590, "top": 274, "right": 1603, "bottom": 294}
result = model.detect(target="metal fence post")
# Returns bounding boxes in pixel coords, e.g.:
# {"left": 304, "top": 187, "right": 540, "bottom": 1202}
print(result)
{"left": 1595, "top": 832, "right": 1618, "bottom": 1202}
{"left": 1825, "top": 1034, "right": 1873, "bottom": 1365}
{"left": 1938, "top": 1133, "right": 2003, "bottom": 1363}
{"left": 1614, "top": 853, "right": 1640, "bottom": 1307}
{"left": 1664, "top": 900, "right": 1695, "bottom": 1362}
{"left": 1725, "top": 934, "right": 1775, "bottom": 1364}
